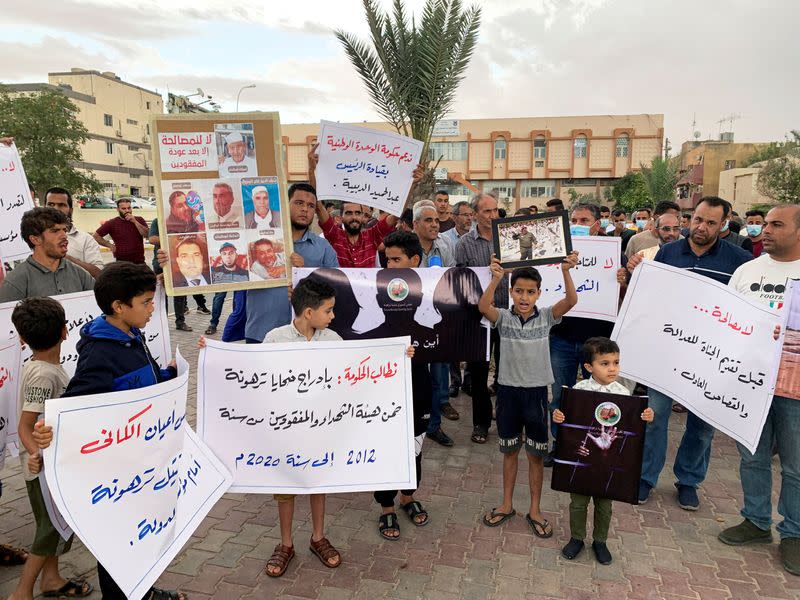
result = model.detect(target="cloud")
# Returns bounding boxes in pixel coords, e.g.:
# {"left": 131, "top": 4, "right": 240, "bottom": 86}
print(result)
{"left": 0, "top": 37, "right": 115, "bottom": 81}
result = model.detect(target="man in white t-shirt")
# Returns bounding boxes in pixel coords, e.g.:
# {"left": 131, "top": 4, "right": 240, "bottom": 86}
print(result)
{"left": 719, "top": 204, "right": 800, "bottom": 576}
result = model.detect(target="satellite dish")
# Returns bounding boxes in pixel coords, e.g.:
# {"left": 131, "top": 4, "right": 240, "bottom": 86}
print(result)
{"left": 196, "top": 88, "right": 204, "bottom": 97}
{"left": 693, "top": 131, "right": 701, "bottom": 139}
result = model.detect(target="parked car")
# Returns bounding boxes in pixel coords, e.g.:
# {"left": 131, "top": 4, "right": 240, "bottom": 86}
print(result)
{"left": 81, "top": 196, "right": 117, "bottom": 209}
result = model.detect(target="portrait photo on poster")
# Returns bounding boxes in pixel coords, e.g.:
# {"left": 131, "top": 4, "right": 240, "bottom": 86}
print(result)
{"left": 551, "top": 387, "right": 647, "bottom": 505}
{"left": 492, "top": 210, "right": 572, "bottom": 268}
{"left": 246, "top": 230, "right": 286, "bottom": 282}
{"left": 207, "top": 231, "right": 250, "bottom": 285}
{"left": 161, "top": 181, "right": 206, "bottom": 234}
{"left": 168, "top": 233, "right": 211, "bottom": 289}
{"left": 203, "top": 179, "right": 245, "bottom": 230}
{"left": 215, "top": 123, "right": 257, "bottom": 177}
{"left": 242, "top": 176, "right": 281, "bottom": 230}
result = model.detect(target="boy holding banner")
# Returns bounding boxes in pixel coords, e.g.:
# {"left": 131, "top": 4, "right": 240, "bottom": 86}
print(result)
{"left": 10, "top": 298, "right": 92, "bottom": 600}
{"left": 32, "top": 263, "right": 183, "bottom": 600}
{"left": 479, "top": 253, "right": 578, "bottom": 539}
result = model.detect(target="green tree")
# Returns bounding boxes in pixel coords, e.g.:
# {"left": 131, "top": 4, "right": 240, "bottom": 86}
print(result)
{"left": 0, "top": 87, "right": 102, "bottom": 199}
{"left": 611, "top": 171, "right": 650, "bottom": 214}
{"left": 744, "top": 131, "right": 800, "bottom": 167}
{"left": 639, "top": 156, "right": 679, "bottom": 204}
{"left": 336, "top": 0, "right": 481, "bottom": 199}
{"left": 756, "top": 154, "right": 800, "bottom": 204}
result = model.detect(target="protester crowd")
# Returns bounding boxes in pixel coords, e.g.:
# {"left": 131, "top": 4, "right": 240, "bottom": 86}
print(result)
{"left": 0, "top": 136, "right": 798, "bottom": 599}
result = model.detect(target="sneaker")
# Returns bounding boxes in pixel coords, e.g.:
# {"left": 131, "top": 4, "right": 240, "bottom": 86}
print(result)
{"left": 592, "top": 541, "right": 613, "bottom": 565}
{"left": 441, "top": 402, "right": 460, "bottom": 421}
{"left": 175, "top": 322, "right": 193, "bottom": 332}
{"left": 205, "top": 325, "right": 218, "bottom": 335}
{"left": 780, "top": 538, "right": 800, "bottom": 576}
{"left": 718, "top": 520, "right": 773, "bottom": 546}
{"left": 428, "top": 427, "right": 454, "bottom": 447}
{"left": 638, "top": 481, "right": 652, "bottom": 504}
{"left": 561, "top": 538, "right": 584, "bottom": 559}
{"left": 543, "top": 450, "right": 555, "bottom": 468}
{"left": 448, "top": 384, "right": 460, "bottom": 398}
{"left": 676, "top": 484, "right": 699, "bottom": 511}
{"left": 197, "top": 306, "right": 211, "bottom": 314}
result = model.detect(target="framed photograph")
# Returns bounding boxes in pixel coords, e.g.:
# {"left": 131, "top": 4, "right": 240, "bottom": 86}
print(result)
{"left": 491, "top": 210, "right": 571, "bottom": 268}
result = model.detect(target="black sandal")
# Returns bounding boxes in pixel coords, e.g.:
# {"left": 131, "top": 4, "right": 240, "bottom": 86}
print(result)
{"left": 147, "top": 588, "right": 188, "bottom": 600}
{"left": 0, "top": 543, "right": 28, "bottom": 566}
{"left": 400, "top": 500, "right": 429, "bottom": 526}
{"left": 471, "top": 426, "right": 488, "bottom": 444}
{"left": 378, "top": 512, "right": 400, "bottom": 540}
{"left": 42, "top": 579, "right": 93, "bottom": 598}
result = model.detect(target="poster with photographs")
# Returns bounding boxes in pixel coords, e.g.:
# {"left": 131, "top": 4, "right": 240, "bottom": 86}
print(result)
{"left": 492, "top": 211, "right": 571, "bottom": 269}
{"left": 776, "top": 280, "right": 800, "bottom": 400}
{"left": 551, "top": 387, "right": 647, "bottom": 505}
{"left": 151, "top": 113, "right": 290, "bottom": 295}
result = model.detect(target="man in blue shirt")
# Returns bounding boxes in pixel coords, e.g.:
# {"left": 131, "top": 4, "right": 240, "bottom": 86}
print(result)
{"left": 244, "top": 183, "right": 338, "bottom": 343}
{"left": 627, "top": 196, "right": 752, "bottom": 510}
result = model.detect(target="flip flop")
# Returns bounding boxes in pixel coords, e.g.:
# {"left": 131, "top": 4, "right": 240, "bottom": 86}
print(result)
{"left": 526, "top": 514, "right": 553, "bottom": 538}
{"left": 483, "top": 508, "right": 516, "bottom": 527}
{"left": 42, "top": 579, "right": 93, "bottom": 598}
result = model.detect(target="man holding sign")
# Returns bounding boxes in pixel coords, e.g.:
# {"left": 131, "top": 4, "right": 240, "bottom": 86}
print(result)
{"left": 628, "top": 196, "right": 752, "bottom": 509}
{"left": 719, "top": 204, "right": 800, "bottom": 575}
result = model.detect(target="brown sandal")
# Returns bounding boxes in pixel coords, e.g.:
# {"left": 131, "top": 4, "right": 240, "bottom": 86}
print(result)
{"left": 309, "top": 536, "right": 341, "bottom": 568}
{"left": 0, "top": 543, "right": 28, "bottom": 566}
{"left": 265, "top": 543, "right": 294, "bottom": 577}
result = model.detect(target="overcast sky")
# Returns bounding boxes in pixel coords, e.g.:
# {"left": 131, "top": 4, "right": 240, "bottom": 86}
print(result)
{"left": 4, "top": 0, "right": 798, "bottom": 150}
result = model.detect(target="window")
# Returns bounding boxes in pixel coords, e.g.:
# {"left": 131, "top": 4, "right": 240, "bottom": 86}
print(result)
{"left": 521, "top": 180, "right": 556, "bottom": 198}
{"left": 146, "top": 123, "right": 150, "bottom": 135}
{"left": 128, "top": 145, "right": 138, "bottom": 151}
{"left": 103, "top": 182, "right": 114, "bottom": 190}
{"left": 149, "top": 186, "right": 155, "bottom": 194}
{"left": 105, "top": 142, "right": 113, "bottom": 154}
{"left": 126, "top": 118, "right": 138, "bottom": 126}
{"left": 428, "top": 141, "right": 468, "bottom": 161}
{"left": 131, "top": 173, "right": 140, "bottom": 179}
{"left": 103, "top": 114, "right": 113, "bottom": 127}
{"left": 494, "top": 138, "right": 507, "bottom": 160}
{"left": 724, "top": 160, "right": 736, "bottom": 170}
{"left": 146, "top": 101, "right": 151, "bottom": 110}
{"left": 574, "top": 136, "right": 587, "bottom": 158}
{"left": 535, "top": 160, "right": 545, "bottom": 168}
{"left": 533, "top": 137, "right": 546, "bottom": 160}
{"left": 616, "top": 135, "right": 629, "bottom": 158}
{"left": 484, "top": 181, "right": 515, "bottom": 198}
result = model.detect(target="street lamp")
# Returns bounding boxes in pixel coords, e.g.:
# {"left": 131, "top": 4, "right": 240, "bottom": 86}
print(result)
{"left": 236, "top": 84, "right": 256, "bottom": 112}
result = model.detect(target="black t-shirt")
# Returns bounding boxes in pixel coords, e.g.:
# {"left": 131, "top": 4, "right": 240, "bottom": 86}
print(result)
{"left": 438, "top": 218, "right": 455, "bottom": 232}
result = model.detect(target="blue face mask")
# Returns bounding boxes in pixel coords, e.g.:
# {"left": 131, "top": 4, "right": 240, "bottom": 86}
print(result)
{"left": 636, "top": 219, "right": 647, "bottom": 230}
{"left": 721, "top": 220, "right": 729, "bottom": 233}
{"left": 570, "top": 224, "right": 591, "bottom": 237}
{"left": 600, "top": 218, "right": 610, "bottom": 229}
{"left": 746, "top": 224, "right": 763, "bottom": 237}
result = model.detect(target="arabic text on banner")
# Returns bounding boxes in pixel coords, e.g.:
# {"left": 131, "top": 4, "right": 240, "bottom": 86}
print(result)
{"left": 197, "top": 337, "right": 416, "bottom": 494}
{"left": 158, "top": 132, "right": 219, "bottom": 173}
{"left": 611, "top": 261, "right": 783, "bottom": 453}
{"left": 535, "top": 237, "right": 621, "bottom": 322}
{"left": 292, "top": 267, "right": 491, "bottom": 363}
{"left": 43, "top": 364, "right": 232, "bottom": 600}
{"left": 0, "top": 143, "right": 35, "bottom": 261}
{"left": 315, "top": 120, "right": 423, "bottom": 217}
{"left": 0, "top": 340, "right": 20, "bottom": 465}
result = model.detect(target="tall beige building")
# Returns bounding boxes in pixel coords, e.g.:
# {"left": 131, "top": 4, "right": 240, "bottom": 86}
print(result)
{"left": 281, "top": 114, "right": 664, "bottom": 211}
{"left": 7, "top": 68, "right": 163, "bottom": 198}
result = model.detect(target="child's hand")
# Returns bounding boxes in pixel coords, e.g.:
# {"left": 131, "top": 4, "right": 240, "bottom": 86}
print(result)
{"left": 641, "top": 407, "right": 654, "bottom": 422}
{"left": 774, "top": 324, "right": 782, "bottom": 341}
{"left": 197, "top": 336, "right": 207, "bottom": 349}
{"left": 28, "top": 452, "right": 42, "bottom": 474}
{"left": 561, "top": 251, "right": 579, "bottom": 271}
{"left": 405, "top": 345, "right": 415, "bottom": 358}
{"left": 32, "top": 421, "right": 53, "bottom": 450}
{"left": 552, "top": 409, "right": 565, "bottom": 424}
{"left": 489, "top": 255, "right": 505, "bottom": 281}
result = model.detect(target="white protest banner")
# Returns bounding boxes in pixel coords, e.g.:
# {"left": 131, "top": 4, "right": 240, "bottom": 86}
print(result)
{"left": 611, "top": 261, "right": 783, "bottom": 453}
{"left": 315, "top": 120, "right": 423, "bottom": 216}
{"left": 536, "top": 236, "right": 621, "bottom": 321}
{"left": 776, "top": 280, "right": 800, "bottom": 400}
{"left": 39, "top": 470, "right": 73, "bottom": 541}
{"left": 0, "top": 143, "right": 35, "bottom": 261}
{"left": 43, "top": 362, "right": 232, "bottom": 600}
{"left": 0, "top": 285, "right": 172, "bottom": 376}
{"left": 157, "top": 132, "right": 218, "bottom": 173}
{"left": 197, "top": 337, "right": 416, "bottom": 494}
{"left": 0, "top": 340, "right": 21, "bottom": 465}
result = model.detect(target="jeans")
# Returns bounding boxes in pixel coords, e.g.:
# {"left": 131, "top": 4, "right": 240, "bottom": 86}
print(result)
{"left": 427, "top": 363, "right": 449, "bottom": 433}
{"left": 210, "top": 292, "right": 227, "bottom": 327}
{"left": 548, "top": 335, "right": 590, "bottom": 439}
{"left": 640, "top": 388, "right": 715, "bottom": 489}
{"left": 450, "top": 363, "right": 472, "bottom": 390}
{"left": 737, "top": 395, "right": 800, "bottom": 538}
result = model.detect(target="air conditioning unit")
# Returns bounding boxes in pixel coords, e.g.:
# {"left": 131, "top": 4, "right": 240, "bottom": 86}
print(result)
{"left": 117, "top": 159, "right": 124, "bottom": 165}
{"left": 115, "top": 130, "right": 123, "bottom": 137}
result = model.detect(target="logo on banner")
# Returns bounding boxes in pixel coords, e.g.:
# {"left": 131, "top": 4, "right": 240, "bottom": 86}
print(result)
{"left": 387, "top": 278, "right": 409, "bottom": 302}
{"left": 595, "top": 402, "right": 621, "bottom": 426}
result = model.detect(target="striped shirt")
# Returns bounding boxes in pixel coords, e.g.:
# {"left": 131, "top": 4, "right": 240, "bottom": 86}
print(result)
{"left": 654, "top": 237, "right": 752, "bottom": 285}
{"left": 320, "top": 216, "right": 394, "bottom": 268}
{"left": 492, "top": 306, "right": 561, "bottom": 387}
{"left": 455, "top": 229, "right": 509, "bottom": 308}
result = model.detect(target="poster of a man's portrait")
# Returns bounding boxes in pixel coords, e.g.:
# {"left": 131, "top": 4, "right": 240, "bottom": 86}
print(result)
{"left": 492, "top": 211, "right": 571, "bottom": 269}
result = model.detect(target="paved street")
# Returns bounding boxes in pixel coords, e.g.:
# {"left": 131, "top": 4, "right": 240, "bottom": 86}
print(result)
{"left": 0, "top": 298, "right": 797, "bottom": 599}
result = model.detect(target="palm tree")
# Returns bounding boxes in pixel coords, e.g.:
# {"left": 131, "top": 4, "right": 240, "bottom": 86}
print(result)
{"left": 336, "top": 0, "right": 481, "bottom": 196}
{"left": 639, "top": 156, "right": 680, "bottom": 204}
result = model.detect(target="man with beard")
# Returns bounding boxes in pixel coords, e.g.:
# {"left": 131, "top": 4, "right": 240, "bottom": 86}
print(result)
{"left": 93, "top": 198, "right": 148, "bottom": 263}
{"left": 211, "top": 242, "right": 249, "bottom": 284}
{"left": 0, "top": 208, "right": 94, "bottom": 301}
{"left": 513, "top": 225, "right": 536, "bottom": 261}
{"left": 43, "top": 187, "right": 103, "bottom": 278}
{"left": 243, "top": 183, "right": 339, "bottom": 343}
{"left": 627, "top": 196, "right": 752, "bottom": 510}
{"left": 165, "top": 190, "right": 200, "bottom": 234}
{"left": 249, "top": 238, "right": 285, "bottom": 281}
{"left": 206, "top": 182, "right": 243, "bottom": 227}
